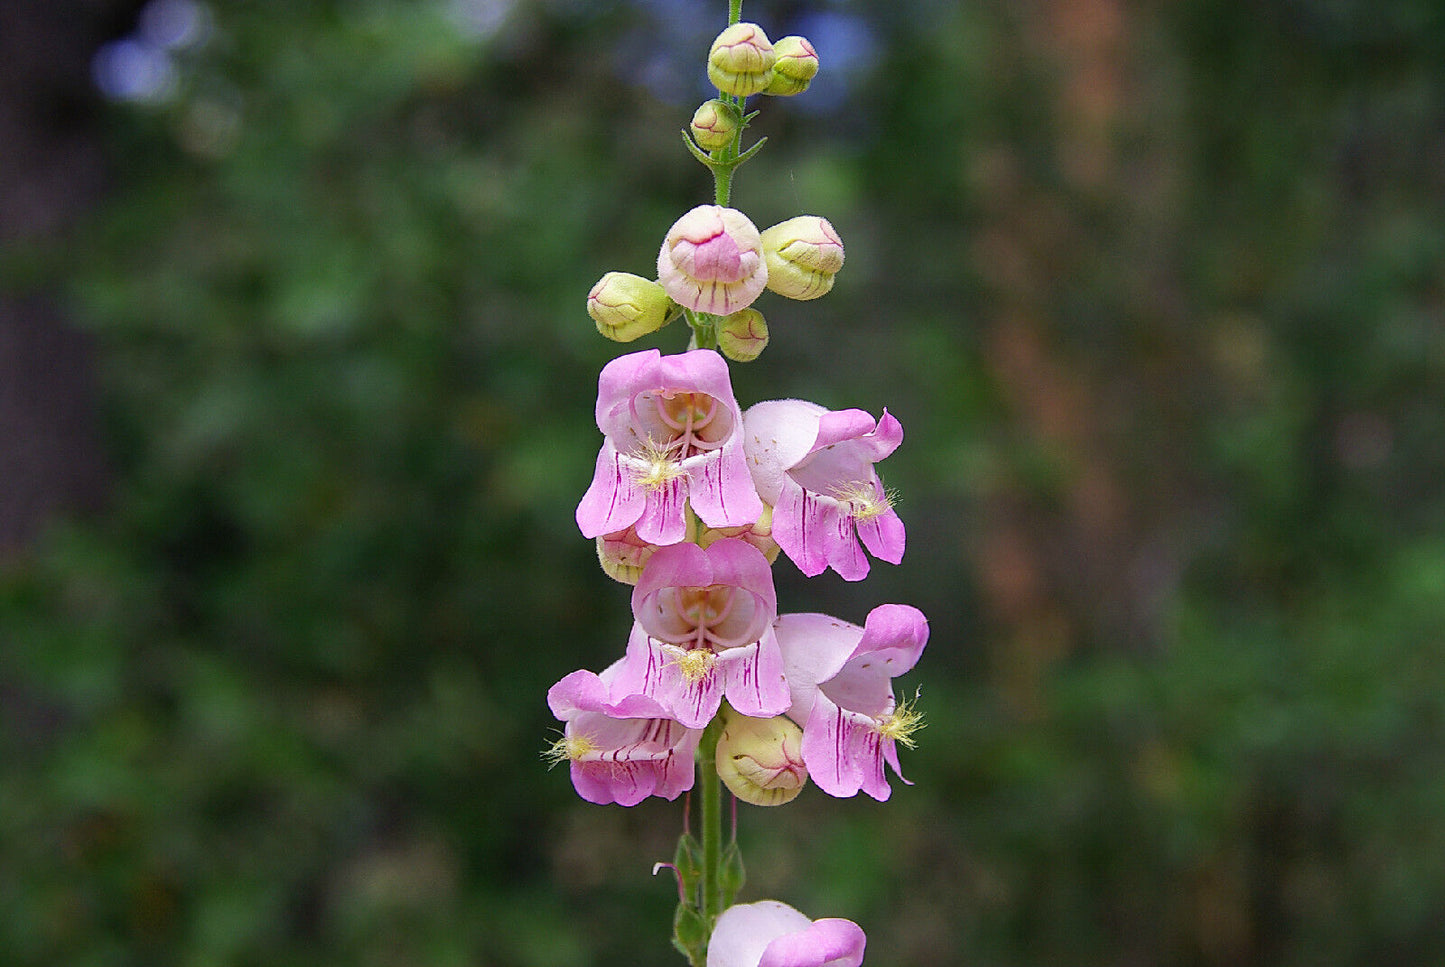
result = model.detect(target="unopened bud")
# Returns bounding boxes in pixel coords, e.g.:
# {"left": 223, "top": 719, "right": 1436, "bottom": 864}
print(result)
{"left": 707, "top": 22, "right": 776, "bottom": 98}
{"left": 690, "top": 99, "right": 740, "bottom": 152}
{"left": 763, "top": 36, "right": 818, "bottom": 96}
{"left": 596, "top": 517, "right": 698, "bottom": 584}
{"left": 697, "top": 504, "right": 780, "bottom": 564}
{"left": 715, "top": 709, "right": 807, "bottom": 806}
{"left": 717, "top": 307, "right": 769, "bottom": 362}
{"left": 760, "top": 215, "right": 844, "bottom": 301}
{"left": 587, "top": 272, "right": 675, "bottom": 342}
{"left": 657, "top": 205, "right": 768, "bottom": 315}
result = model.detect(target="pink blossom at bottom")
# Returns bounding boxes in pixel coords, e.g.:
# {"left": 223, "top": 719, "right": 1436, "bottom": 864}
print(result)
{"left": 707, "top": 900, "right": 866, "bottom": 967}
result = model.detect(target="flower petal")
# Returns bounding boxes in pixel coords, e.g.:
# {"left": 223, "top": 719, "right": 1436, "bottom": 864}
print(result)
{"left": 610, "top": 622, "right": 723, "bottom": 729}
{"left": 774, "top": 612, "right": 863, "bottom": 724}
{"left": 742, "top": 399, "right": 826, "bottom": 504}
{"left": 759, "top": 919, "right": 867, "bottom": 967}
{"left": 708, "top": 901, "right": 812, "bottom": 967}
{"left": 576, "top": 442, "right": 647, "bottom": 539}
{"left": 717, "top": 627, "right": 791, "bottom": 719}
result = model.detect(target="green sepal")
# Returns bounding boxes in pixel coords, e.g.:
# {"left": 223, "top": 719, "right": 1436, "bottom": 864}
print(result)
{"left": 671, "top": 902, "right": 710, "bottom": 965}
{"left": 674, "top": 831, "right": 703, "bottom": 901}
{"left": 720, "top": 839, "right": 746, "bottom": 907}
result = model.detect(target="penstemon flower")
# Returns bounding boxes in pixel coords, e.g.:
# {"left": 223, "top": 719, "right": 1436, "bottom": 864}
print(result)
{"left": 577, "top": 348, "right": 762, "bottom": 546}
{"left": 547, "top": 661, "right": 704, "bottom": 806}
{"left": 774, "top": 604, "right": 929, "bottom": 801}
{"left": 551, "top": 6, "right": 931, "bottom": 964}
{"left": 613, "top": 539, "right": 789, "bottom": 729}
{"left": 743, "top": 400, "right": 906, "bottom": 581}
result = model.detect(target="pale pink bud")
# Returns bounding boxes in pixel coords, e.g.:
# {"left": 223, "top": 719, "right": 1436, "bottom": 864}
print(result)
{"left": 657, "top": 205, "right": 768, "bottom": 315}
{"left": 763, "top": 36, "right": 818, "bottom": 96}
{"left": 707, "top": 22, "right": 776, "bottom": 97}
{"left": 760, "top": 215, "right": 844, "bottom": 301}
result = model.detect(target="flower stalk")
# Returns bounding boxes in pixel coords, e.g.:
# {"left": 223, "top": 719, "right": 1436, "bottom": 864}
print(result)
{"left": 554, "top": 1, "right": 928, "bottom": 964}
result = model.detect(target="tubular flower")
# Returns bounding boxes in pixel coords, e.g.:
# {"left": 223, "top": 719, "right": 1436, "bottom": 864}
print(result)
{"left": 610, "top": 539, "right": 789, "bottom": 729}
{"left": 774, "top": 604, "right": 929, "bottom": 801}
{"left": 577, "top": 349, "right": 763, "bottom": 546}
{"left": 759, "top": 217, "right": 844, "bottom": 301}
{"left": 707, "top": 901, "right": 866, "bottom": 967}
{"left": 658, "top": 205, "right": 768, "bottom": 315}
{"left": 706, "top": 22, "right": 776, "bottom": 97}
{"left": 546, "top": 660, "right": 704, "bottom": 806}
{"left": 743, "top": 399, "right": 905, "bottom": 581}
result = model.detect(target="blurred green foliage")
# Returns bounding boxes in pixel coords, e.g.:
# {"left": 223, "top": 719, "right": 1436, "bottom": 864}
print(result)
{"left": 4, "top": 0, "right": 1445, "bottom": 965}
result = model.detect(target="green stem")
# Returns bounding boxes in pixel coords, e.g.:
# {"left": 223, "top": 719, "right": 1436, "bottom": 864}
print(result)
{"left": 712, "top": 0, "right": 744, "bottom": 206}
{"left": 697, "top": 715, "right": 725, "bottom": 928}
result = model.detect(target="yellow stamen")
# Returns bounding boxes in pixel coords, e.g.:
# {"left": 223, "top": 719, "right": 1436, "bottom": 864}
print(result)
{"left": 664, "top": 645, "right": 717, "bottom": 684}
{"left": 629, "top": 435, "right": 688, "bottom": 491}
{"left": 874, "top": 692, "right": 925, "bottom": 749}
{"left": 830, "top": 480, "right": 899, "bottom": 522}
{"left": 542, "top": 732, "right": 597, "bottom": 767}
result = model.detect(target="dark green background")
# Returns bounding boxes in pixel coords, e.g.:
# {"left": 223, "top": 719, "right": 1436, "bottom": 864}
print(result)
{"left": 4, "top": 1, "right": 1445, "bottom": 964}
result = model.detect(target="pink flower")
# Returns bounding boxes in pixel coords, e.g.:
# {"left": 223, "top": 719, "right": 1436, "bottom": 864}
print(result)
{"left": 610, "top": 539, "right": 789, "bottom": 728}
{"left": 774, "top": 604, "right": 929, "bottom": 801}
{"left": 743, "top": 399, "right": 905, "bottom": 581}
{"left": 658, "top": 205, "right": 768, "bottom": 315}
{"left": 546, "top": 660, "right": 703, "bottom": 806}
{"left": 577, "top": 349, "right": 763, "bottom": 546}
{"left": 707, "top": 901, "right": 866, "bottom": 967}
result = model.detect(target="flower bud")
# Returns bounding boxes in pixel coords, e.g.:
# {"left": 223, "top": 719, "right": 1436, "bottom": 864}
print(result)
{"left": 707, "top": 22, "right": 776, "bottom": 97}
{"left": 657, "top": 205, "right": 768, "bottom": 315}
{"left": 587, "top": 272, "right": 675, "bottom": 342}
{"left": 763, "top": 36, "right": 818, "bottom": 96}
{"left": 760, "top": 216, "right": 844, "bottom": 301}
{"left": 690, "top": 99, "right": 740, "bottom": 152}
{"left": 715, "top": 709, "right": 807, "bottom": 806}
{"left": 595, "top": 516, "right": 699, "bottom": 585}
{"left": 717, "top": 307, "right": 769, "bottom": 362}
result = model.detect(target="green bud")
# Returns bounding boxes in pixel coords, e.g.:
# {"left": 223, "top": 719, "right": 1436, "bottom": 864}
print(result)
{"left": 717, "top": 307, "right": 769, "bottom": 362}
{"left": 715, "top": 708, "right": 808, "bottom": 806}
{"left": 690, "top": 99, "right": 741, "bottom": 152}
{"left": 760, "top": 216, "right": 844, "bottom": 300}
{"left": 586, "top": 271, "right": 674, "bottom": 342}
{"left": 707, "top": 22, "right": 776, "bottom": 97}
{"left": 764, "top": 36, "right": 818, "bottom": 96}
